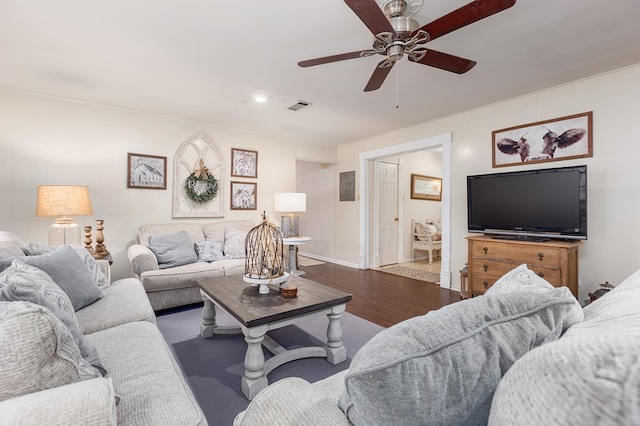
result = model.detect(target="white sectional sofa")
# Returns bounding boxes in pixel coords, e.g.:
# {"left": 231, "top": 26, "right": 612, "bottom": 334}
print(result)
{"left": 127, "top": 220, "right": 254, "bottom": 311}
{"left": 0, "top": 232, "right": 207, "bottom": 425}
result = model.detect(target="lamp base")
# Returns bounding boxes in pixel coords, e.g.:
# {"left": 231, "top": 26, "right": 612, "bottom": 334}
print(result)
{"left": 280, "top": 215, "right": 299, "bottom": 238}
{"left": 49, "top": 219, "right": 81, "bottom": 246}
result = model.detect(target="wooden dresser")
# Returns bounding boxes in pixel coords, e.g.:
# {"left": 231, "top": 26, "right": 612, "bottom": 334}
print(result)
{"left": 467, "top": 236, "right": 581, "bottom": 297}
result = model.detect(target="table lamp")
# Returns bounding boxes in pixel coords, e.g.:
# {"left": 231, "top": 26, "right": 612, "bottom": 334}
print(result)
{"left": 36, "top": 185, "right": 93, "bottom": 246}
{"left": 274, "top": 193, "right": 306, "bottom": 238}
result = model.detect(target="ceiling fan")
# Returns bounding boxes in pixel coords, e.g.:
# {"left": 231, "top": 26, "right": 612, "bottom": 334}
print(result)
{"left": 298, "top": 0, "right": 516, "bottom": 92}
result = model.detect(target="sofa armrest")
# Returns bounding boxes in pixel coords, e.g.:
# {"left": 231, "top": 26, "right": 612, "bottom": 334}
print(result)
{"left": 234, "top": 377, "right": 350, "bottom": 425}
{"left": 127, "top": 244, "right": 159, "bottom": 277}
{"left": 0, "top": 378, "right": 117, "bottom": 425}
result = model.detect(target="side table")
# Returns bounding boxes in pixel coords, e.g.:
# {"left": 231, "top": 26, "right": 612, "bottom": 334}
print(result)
{"left": 93, "top": 253, "right": 113, "bottom": 265}
{"left": 282, "top": 236, "right": 312, "bottom": 277}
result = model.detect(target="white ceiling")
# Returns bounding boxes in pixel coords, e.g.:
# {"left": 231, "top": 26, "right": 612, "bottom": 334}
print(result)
{"left": 1, "top": 0, "right": 639, "bottom": 146}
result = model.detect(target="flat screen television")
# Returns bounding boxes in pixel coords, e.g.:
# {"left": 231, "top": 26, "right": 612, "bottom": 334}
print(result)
{"left": 467, "top": 165, "right": 587, "bottom": 241}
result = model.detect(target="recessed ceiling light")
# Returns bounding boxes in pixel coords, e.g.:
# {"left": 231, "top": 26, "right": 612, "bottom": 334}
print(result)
{"left": 252, "top": 93, "right": 269, "bottom": 103}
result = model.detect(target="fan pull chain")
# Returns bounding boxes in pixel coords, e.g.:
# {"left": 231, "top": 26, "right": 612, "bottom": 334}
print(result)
{"left": 396, "top": 62, "right": 399, "bottom": 109}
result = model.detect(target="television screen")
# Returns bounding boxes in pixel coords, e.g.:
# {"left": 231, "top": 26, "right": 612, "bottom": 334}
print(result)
{"left": 467, "top": 165, "right": 587, "bottom": 240}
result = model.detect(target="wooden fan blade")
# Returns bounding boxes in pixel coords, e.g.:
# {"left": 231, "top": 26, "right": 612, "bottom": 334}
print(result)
{"left": 298, "top": 50, "right": 369, "bottom": 67}
{"left": 408, "top": 49, "right": 477, "bottom": 74}
{"left": 344, "top": 0, "right": 395, "bottom": 36}
{"left": 364, "top": 61, "right": 394, "bottom": 92}
{"left": 415, "top": 0, "right": 516, "bottom": 42}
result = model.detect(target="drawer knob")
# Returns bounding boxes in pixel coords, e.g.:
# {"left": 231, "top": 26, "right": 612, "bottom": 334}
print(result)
{"left": 483, "top": 281, "right": 489, "bottom": 289}
{"left": 483, "top": 264, "right": 488, "bottom": 272}
{"left": 538, "top": 252, "right": 544, "bottom": 261}
{"left": 538, "top": 272, "right": 545, "bottom": 278}
{"left": 483, "top": 247, "right": 489, "bottom": 254}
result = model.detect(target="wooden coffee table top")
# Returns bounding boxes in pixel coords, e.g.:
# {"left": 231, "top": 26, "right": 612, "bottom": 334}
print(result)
{"left": 198, "top": 274, "right": 352, "bottom": 328}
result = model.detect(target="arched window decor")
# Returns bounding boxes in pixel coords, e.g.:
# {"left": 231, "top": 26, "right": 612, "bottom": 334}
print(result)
{"left": 173, "top": 131, "right": 225, "bottom": 218}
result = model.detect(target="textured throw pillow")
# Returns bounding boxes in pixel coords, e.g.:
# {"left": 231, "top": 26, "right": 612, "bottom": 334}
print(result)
{"left": 488, "top": 334, "right": 640, "bottom": 426}
{"left": 223, "top": 227, "right": 247, "bottom": 260}
{"left": 0, "top": 245, "right": 103, "bottom": 311}
{"left": 338, "top": 278, "right": 583, "bottom": 426}
{"left": 194, "top": 241, "right": 224, "bottom": 262}
{"left": 564, "top": 268, "right": 640, "bottom": 337}
{"left": 148, "top": 231, "right": 198, "bottom": 269}
{"left": 485, "top": 263, "right": 555, "bottom": 295}
{"left": 22, "top": 243, "right": 108, "bottom": 290}
{"left": 0, "top": 301, "right": 102, "bottom": 401}
{"left": 0, "top": 260, "right": 106, "bottom": 375}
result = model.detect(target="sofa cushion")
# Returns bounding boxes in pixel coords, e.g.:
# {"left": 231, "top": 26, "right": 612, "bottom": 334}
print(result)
{"left": 23, "top": 243, "right": 108, "bottom": 290}
{"left": 194, "top": 240, "right": 224, "bottom": 262}
{"left": 223, "top": 226, "right": 247, "bottom": 260}
{"left": 564, "top": 268, "right": 640, "bottom": 337}
{"left": 202, "top": 220, "right": 254, "bottom": 243}
{"left": 141, "top": 261, "right": 227, "bottom": 292}
{"left": 76, "top": 278, "right": 156, "bottom": 335}
{"left": 488, "top": 334, "right": 640, "bottom": 426}
{"left": 0, "top": 301, "right": 101, "bottom": 401}
{"left": 149, "top": 231, "right": 198, "bottom": 269}
{"left": 0, "top": 245, "right": 103, "bottom": 311}
{"left": 86, "top": 321, "right": 207, "bottom": 425}
{"left": 338, "top": 268, "right": 583, "bottom": 426}
{"left": 0, "top": 260, "right": 106, "bottom": 374}
{"left": 138, "top": 223, "right": 206, "bottom": 247}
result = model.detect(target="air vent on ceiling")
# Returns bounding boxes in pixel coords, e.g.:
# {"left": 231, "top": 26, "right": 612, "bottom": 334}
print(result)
{"left": 288, "top": 101, "right": 311, "bottom": 111}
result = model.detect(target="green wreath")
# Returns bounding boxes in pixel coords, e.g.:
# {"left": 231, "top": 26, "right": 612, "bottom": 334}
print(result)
{"left": 184, "top": 160, "right": 219, "bottom": 204}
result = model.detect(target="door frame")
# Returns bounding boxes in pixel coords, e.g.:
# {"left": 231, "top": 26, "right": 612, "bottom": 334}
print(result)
{"left": 358, "top": 133, "right": 452, "bottom": 288}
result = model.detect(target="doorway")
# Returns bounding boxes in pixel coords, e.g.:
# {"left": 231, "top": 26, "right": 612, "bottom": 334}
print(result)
{"left": 358, "top": 133, "right": 452, "bottom": 288}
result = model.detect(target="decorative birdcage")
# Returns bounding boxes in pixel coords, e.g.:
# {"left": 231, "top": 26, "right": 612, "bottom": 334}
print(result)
{"left": 243, "top": 212, "right": 287, "bottom": 294}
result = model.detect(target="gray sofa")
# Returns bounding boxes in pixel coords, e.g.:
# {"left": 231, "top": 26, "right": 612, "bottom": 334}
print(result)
{"left": 0, "top": 232, "right": 207, "bottom": 425}
{"left": 234, "top": 264, "right": 640, "bottom": 426}
{"left": 127, "top": 220, "right": 254, "bottom": 311}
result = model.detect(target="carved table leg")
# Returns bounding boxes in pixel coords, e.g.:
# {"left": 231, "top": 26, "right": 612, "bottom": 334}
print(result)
{"left": 326, "top": 304, "right": 347, "bottom": 364}
{"left": 200, "top": 295, "right": 217, "bottom": 338}
{"left": 241, "top": 324, "right": 269, "bottom": 400}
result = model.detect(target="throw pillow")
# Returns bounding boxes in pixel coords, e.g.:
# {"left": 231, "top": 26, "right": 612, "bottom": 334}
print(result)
{"left": 485, "top": 263, "right": 555, "bottom": 295}
{"left": 0, "top": 260, "right": 106, "bottom": 375}
{"left": 148, "top": 231, "right": 198, "bottom": 269}
{"left": 194, "top": 241, "right": 224, "bottom": 263}
{"left": 564, "top": 268, "right": 640, "bottom": 337}
{"left": 223, "top": 227, "right": 247, "bottom": 260}
{"left": 0, "top": 301, "right": 102, "bottom": 401}
{"left": 488, "top": 334, "right": 640, "bottom": 426}
{"left": 0, "top": 245, "right": 102, "bottom": 311}
{"left": 22, "top": 243, "right": 108, "bottom": 290}
{"left": 337, "top": 279, "right": 583, "bottom": 426}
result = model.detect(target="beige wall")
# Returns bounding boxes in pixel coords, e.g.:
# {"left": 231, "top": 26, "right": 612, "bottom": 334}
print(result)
{"left": 336, "top": 63, "right": 640, "bottom": 302}
{"left": 2, "top": 63, "right": 639, "bottom": 301}
{"left": 0, "top": 89, "right": 336, "bottom": 279}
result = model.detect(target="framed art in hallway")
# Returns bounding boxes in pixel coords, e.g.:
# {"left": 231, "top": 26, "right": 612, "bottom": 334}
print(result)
{"left": 231, "top": 148, "right": 258, "bottom": 178}
{"left": 411, "top": 174, "right": 442, "bottom": 201}
{"left": 127, "top": 153, "right": 167, "bottom": 189}
{"left": 230, "top": 181, "right": 257, "bottom": 210}
{"left": 492, "top": 111, "right": 593, "bottom": 168}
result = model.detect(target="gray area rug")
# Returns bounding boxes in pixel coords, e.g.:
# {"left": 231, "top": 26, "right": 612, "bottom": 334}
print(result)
{"left": 156, "top": 303, "right": 384, "bottom": 425}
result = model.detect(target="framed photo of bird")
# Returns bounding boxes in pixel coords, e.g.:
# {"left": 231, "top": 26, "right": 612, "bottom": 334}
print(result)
{"left": 492, "top": 111, "right": 593, "bottom": 168}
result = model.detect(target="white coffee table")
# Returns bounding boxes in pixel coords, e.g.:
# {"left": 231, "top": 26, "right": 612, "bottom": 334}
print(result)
{"left": 198, "top": 274, "right": 352, "bottom": 400}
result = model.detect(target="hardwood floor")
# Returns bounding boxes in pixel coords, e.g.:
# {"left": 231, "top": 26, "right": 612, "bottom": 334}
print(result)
{"left": 302, "top": 261, "right": 461, "bottom": 328}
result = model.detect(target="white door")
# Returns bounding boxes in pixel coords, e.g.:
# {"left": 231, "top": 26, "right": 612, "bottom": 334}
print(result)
{"left": 378, "top": 161, "right": 398, "bottom": 266}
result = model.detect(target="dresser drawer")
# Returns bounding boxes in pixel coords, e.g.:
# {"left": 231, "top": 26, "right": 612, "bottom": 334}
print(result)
{"left": 469, "top": 259, "right": 561, "bottom": 284}
{"left": 470, "top": 241, "right": 561, "bottom": 267}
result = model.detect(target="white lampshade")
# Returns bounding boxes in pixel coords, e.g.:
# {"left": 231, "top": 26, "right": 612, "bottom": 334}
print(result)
{"left": 36, "top": 185, "right": 93, "bottom": 246}
{"left": 274, "top": 193, "right": 306, "bottom": 213}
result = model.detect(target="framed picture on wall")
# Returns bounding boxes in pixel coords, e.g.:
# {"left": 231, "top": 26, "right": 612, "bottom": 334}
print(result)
{"left": 230, "top": 181, "right": 257, "bottom": 210}
{"left": 231, "top": 148, "right": 258, "bottom": 178}
{"left": 492, "top": 111, "right": 593, "bottom": 167}
{"left": 127, "top": 153, "right": 167, "bottom": 189}
{"left": 411, "top": 174, "right": 442, "bottom": 201}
